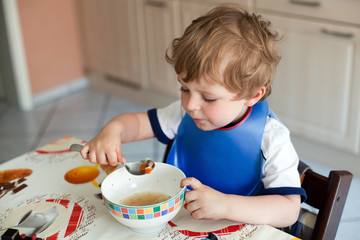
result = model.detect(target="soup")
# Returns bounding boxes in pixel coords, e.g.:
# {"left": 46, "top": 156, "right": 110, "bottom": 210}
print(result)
{"left": 121, "top": 192, "right": 171, "bottom": 206}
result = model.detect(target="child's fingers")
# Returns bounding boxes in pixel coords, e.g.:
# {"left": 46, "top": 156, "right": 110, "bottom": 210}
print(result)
{"left": 106, "top": 151, "right": 119, "bottom": 166}
{"left": 95, "top": 151, "right": 108, "bottom": 165}
{"left": 185, "top": 199, "right": 201, "bottom": 214}
{"left": 87, "top": 151, "right": 98, "bottom": 164}
{"left": 116, "top": 148, "right": 126, "bottom": 164}
{"left": 80, "top": 145, "right": 90, "bottom": 159}
{"left": 181, "top": 177, "right": 202, "bottom": 190}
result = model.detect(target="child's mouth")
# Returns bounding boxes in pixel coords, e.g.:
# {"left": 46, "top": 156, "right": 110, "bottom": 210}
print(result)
{"left": 193, "top": 118, "right": 204, "bottom": 123}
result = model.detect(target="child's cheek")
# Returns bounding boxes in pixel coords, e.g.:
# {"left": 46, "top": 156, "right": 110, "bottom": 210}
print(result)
{"left": 208, "top": 106, "right": 238, "bottom": 127}
{"left": 180, "top": 94, "right": 189, "bottom": 110}
{"left": 204, "top": 108, "right": 224, "bottom": 125}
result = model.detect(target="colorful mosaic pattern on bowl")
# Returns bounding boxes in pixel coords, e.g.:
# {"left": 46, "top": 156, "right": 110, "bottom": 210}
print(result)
{"left": 104, "top": 190, "right": 185, "bottom": 220}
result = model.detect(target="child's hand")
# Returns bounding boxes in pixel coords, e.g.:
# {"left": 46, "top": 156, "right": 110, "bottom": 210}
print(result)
{"left": 181, "top": 177, "right": 227, "bottom": 220}
{"left": 80, "top": 112, "right": 153, "bottom": 167}
{"left": 80, "top": 129, "right": 126, "bottom": 166}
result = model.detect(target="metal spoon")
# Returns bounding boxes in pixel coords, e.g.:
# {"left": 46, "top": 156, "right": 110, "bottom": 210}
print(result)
{"left": 70, "top": 143, "right": 155, "bottom": 175}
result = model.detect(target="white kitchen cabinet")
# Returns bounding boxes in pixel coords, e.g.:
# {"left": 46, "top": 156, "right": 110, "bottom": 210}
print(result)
{"left": 76, "top": 1, "right": 360, "bottom": 155}
{"left": 180, "top": 0, "right": 252, "bottom": 32}
{"left": 140, "top": 0, "right": 182, "bottom": 96}
{"left": 256, "top": 0, "right": 360, "bottom": 26}
{"left": 262, "top": 14, "right": 360, "bottom": 154}
{"left": 76, "top": 0, "right": 144, "bottom": 87}
{"left": 180, "top": 1, "right": 219, "bottom": 31}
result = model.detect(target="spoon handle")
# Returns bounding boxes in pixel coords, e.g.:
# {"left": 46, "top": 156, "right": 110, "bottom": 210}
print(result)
{"left": 70, "top": 144, "right": 84, "bottom": 152}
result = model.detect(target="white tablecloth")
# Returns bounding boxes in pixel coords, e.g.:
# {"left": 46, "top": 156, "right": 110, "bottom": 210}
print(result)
{"left": 0, "top": 136, "right": 299, "bottom": 240}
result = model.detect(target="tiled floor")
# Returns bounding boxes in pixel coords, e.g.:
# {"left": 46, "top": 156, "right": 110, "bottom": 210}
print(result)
{"left": 0, "top": 87, "right": 167, "bottom": 164}
{"left": 0, "top": 87, "right": 359, "bottom": 239}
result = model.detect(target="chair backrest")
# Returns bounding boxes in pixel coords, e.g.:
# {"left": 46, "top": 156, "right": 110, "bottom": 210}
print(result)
{"left": 298, "top": 161, "right": 353, "bottom": 240}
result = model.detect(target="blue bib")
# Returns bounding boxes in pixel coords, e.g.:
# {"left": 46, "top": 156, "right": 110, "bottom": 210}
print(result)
{"left": 166, "top": 100, "right": 269, "bottom": 195}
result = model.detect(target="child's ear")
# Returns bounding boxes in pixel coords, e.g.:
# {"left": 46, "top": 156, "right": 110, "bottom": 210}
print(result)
{"left": 244, "top": 87, "right": 266, "bottom": 107}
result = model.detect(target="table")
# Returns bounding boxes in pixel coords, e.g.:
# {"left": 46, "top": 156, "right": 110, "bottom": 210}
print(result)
{"left": 0, "top": 136, "right": 300, "bottom": 240}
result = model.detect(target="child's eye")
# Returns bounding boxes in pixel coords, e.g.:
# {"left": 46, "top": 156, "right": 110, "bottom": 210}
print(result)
{"left": 180, "top": 87, "right": 189, "bottom": 93}
{"left": 203, "top": 97, "right": 216, "bottom": 103}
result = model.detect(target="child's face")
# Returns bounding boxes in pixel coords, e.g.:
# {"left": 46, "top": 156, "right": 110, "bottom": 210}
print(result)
{"left": 178, "top": 72, "right": 252, "bottom": 131}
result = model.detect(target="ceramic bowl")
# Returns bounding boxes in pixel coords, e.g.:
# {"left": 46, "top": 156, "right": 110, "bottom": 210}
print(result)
{"left": 101, "top": 162, "right": 186, "bottom": 233}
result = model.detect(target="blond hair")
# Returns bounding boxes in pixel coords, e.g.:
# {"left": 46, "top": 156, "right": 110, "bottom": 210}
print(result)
{"left": 166, "top": 4, "right": 281, "bottom": 101}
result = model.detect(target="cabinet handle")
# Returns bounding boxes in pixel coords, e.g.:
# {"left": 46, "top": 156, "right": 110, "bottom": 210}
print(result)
{"left": 289, "top": 0, "right": 320, "bottom": 7}
{"left": 146, "top": 0, "right": 167, "bottom": 8}
{"left": 321, "top": 29, "right": 355, "bottom": 39}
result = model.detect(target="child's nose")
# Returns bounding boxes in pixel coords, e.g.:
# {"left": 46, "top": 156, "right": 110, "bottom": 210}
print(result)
{"left": 187, "top": 95, "right": 201, "bottom": 111}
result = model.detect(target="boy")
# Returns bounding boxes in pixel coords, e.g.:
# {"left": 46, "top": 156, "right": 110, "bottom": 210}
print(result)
{"left": 80, "top": 4, "right": 306, "bottom": 227}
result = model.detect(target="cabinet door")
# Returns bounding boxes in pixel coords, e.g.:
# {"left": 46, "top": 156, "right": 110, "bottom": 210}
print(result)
{"left": 265, "top": 14, "right": 360, "bottom": 154}
{"left": 181, "top": 0, "right": 251, "bottom": 32}
{"left": 76, "top": 0, "right": 142, "bottom": 86}
{"left": 180, "top": 1, "right": 214, "bottom": 32}
{"left": 142, "top": 0, "right": 182, "bottom": 96}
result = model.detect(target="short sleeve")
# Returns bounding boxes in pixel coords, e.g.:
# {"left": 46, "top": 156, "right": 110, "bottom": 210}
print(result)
{"left": 261, "top": 117, "right": 306, "bottom": 200}
{"left": 147, "top": 100, "right": 185, "bottom": 143}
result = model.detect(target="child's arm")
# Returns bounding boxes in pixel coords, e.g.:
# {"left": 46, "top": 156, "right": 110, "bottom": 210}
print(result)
{"left": 181, "top": 177, "right": 300, "bottom": 228}
{"left": 80, "top": 112, "right": 154, "bottom": 166}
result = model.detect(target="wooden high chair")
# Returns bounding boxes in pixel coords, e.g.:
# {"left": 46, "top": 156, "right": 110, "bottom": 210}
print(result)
{"left": 296, "top": 160, "right": 352, "bottom": 240}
